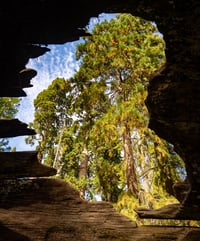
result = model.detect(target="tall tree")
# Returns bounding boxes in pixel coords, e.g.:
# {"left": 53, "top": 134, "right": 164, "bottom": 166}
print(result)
{"left": 26, "top": 78, "right": 73, "bottom": 169}
{"left": 29, "top": 14, "right": 184, "bottom": 206}
{"left": 74, "top": 13, "right": 166, "bottom": 197}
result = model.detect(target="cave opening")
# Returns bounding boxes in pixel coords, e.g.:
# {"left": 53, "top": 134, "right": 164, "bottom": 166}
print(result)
{"left": 1, "top": 2, "right": 200, "bottom": 241}
{"left": 3, "top": 12, "right": 188, "bottom": 225}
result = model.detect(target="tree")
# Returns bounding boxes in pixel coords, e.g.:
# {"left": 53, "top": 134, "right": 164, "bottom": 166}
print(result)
{"left": 0, "top": 97, "right": 20, "bottom": 151}
{"left": 30, "top": 14, "right": 184, "bottom": 209}
{"left": 26, "top": 78, "right": 74, "bottom": 170}
{"left": 74, "top": 13, "right": 166, "bottom": 198}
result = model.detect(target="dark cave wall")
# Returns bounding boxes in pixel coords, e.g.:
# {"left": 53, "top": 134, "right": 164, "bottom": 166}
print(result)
{"left": 107, "top": 1, "right": 200, "bottom": 202}
{"left": 144, "top": 1, "right": 200, "bottom": 201}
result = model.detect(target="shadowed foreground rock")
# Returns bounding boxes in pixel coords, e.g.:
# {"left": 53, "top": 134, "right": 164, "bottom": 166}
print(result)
{"left": 0, "top": 151, "right": 56, "bottom": 178}
{"left": 0, "top": 119, "right": 36, "bottom": 138}
{"left": 1, "top": 178, "right": 200, "bottom": 241}
{"left": 135, "top": 204, "right": 200, "bottom": 221}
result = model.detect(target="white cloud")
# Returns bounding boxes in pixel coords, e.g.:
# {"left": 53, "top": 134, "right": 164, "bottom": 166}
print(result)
{"left": 17, "top": 42, "right": 80, "bottom": 124}
{"left": 9, "top": 41, "right": 80, "bottom": 150}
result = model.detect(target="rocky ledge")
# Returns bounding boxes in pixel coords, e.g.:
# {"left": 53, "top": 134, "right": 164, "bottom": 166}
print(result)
{"left": 1, "top": 178, "right": 200, "bottom": 241}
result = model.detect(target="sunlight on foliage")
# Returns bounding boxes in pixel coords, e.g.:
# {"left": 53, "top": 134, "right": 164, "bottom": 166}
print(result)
{"left": 28, "top": 13, "right": 190, "bottom": 225}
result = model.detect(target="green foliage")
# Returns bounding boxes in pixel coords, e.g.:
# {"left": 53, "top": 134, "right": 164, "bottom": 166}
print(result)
{"left": 114, "top": 190, "right": 183, "bottom": 226}
{"left": 74, "top": 13, "right": 167, "bottom": 197}
{"left": 26, "top": 78, "right": 73, "bottom": 163}
{"left": 0, "top": 97, "right": 20, "bottom": 151}
{"left": 30, "top": 13, "right": 186, "bottom": 223}
{"left": 0, "top": 97, "right": 20, "bottom": 119}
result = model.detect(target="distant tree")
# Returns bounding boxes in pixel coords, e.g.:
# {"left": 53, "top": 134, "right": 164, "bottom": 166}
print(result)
{"left": 0, "top": 97, "right": 20, "bottom": 151}
{"left": 26, "top": 78, "right": 73, "bottom": 168}
{"left": 0, "top": 97, "right": 20, "bottom": 119}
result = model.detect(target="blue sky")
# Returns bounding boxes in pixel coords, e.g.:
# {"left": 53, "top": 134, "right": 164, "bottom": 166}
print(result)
{"left": 9, "top": 42, "right": 79, "bottom": 150}
{"left": 9, "top": 13, "right": 117, "bottom": 151}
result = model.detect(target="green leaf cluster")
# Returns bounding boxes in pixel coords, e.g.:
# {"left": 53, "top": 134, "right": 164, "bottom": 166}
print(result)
{"left": 0, "top": 97, "right": 20, "bottom": 151}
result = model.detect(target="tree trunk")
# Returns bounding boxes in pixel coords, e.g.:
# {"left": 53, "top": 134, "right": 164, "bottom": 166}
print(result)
{"left": 53, "top": 128, "right": 64, "bottom": 176}
{"left": 122, "top": 124, "right": 139, "bottom": 198}
{"left": 79, "top": 147, "right": 89, "bottom": 198}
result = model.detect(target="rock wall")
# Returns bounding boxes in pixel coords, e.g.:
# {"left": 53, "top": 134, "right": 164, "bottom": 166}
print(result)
{"left": 0, "top": 178, "right": 200, "bottom": 241}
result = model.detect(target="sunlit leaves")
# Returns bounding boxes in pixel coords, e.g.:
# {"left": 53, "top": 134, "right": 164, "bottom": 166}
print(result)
{"left": 76, "top": 14, "right": 165, "bottom": 88}
{"left": 30, "top": 13, "right": 185, "bottom": 214}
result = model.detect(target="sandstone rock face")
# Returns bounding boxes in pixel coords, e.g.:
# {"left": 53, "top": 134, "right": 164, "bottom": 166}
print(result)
{"left": 0, "top": 178, "right": 200, "bottom": 241}
{"left": 0, "top": 0, "right": 200, "bottom": 240}
{"left": 0, "top": 178, "right": 137, "bottom": 241}
{"left": 0, "top": 151, "right": 56, "bottom": 178}
{"left": 136, "top": 1, "right": 200, "bottom": 217}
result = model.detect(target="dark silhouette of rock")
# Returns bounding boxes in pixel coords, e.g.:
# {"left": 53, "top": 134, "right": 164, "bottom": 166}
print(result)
{"left": 0, "top": 119, "right": 36, "bottom": 138}
{"left": 0, "top": 151, "right": 57, "bottom": 178}
{"left": 0, "top": 224, "right": 31, "bottom": 241}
